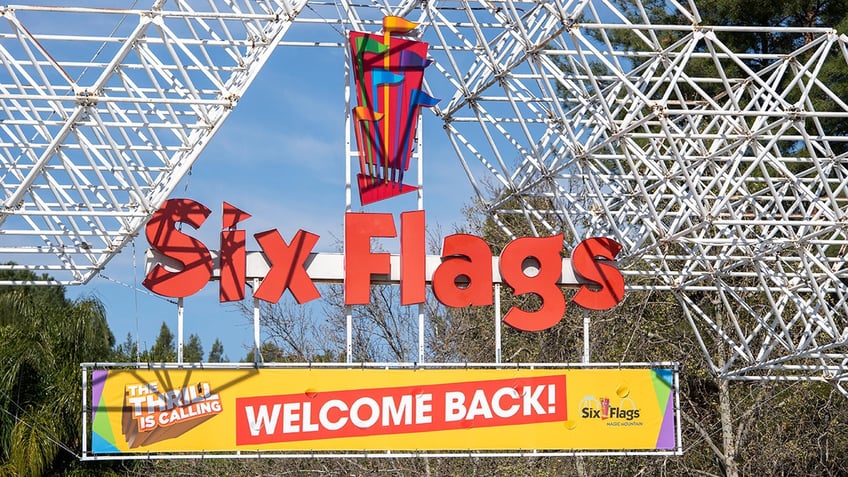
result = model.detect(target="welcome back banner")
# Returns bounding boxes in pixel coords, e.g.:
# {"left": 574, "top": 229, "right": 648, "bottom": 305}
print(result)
{"left": 87, "top": 366, "right": 679, "bottom": 456}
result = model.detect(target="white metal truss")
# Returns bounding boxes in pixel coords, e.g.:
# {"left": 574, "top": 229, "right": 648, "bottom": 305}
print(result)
{"left": 1, "top": 1, "right": 848, "bottom": 386}
{"left": 0, "top": 0, "right": 309, "bottom": 283}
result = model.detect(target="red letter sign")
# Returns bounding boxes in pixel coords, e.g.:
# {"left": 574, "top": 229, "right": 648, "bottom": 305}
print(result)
{"left": 253, "top": 229, "right": 321, "bottom": 304}
{"left": 142, "top": 198, "right": 213, "bottom": 298}
{"left": 345, "top": 212, "right": 396, "bottom": 305}
{"left": 572, "top": 237, "right": 625, "bottom": 310}
{"left": 432, "top": 234, "right": 493, "bottom": 307}
{"left": 400, "top": 210, "right": 426, "bottom": 305}
{"left": 220, "top": 202, "right": 251, "bottom": 302}
{"left": 142, "top": 200, "right": 627, "bottom": 326}
{"left": 500, "top": 234, "right": 566, "bottom": 332}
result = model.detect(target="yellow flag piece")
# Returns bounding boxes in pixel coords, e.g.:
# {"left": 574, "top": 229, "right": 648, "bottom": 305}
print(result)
{"left": 383, "top": 16, "right": 418, "bottom": 34}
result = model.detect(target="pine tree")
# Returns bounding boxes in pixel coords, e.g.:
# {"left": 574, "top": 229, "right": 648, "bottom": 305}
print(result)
{"left": 183, "top": 333, "right": 204, "bottom": 362}
{"left": 208, "top": 338, "right": 227, "bottom": 362}
{"left": 148, "top": 321, "right": 176, "bottom": 362}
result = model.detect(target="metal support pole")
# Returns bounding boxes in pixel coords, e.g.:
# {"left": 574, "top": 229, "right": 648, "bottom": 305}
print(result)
{"left": 417, "top": 110, "right": 425, "bottom": 364}
{"left": 344, "top": 35, "right": 353, "bottom": 212}
{"left": 81, "top": 367, "right": 88, "bottom": 458}
{"left": 177, "top": 297, "right": 184, "bottom": 364}
{"left": 583, "top": 309, "right": 590, "bottom": 364}
{"left": 495, "top": 283, "right": 502, "bottom": 364}
{"left": 344, "top": 31, "right": 353, "bottom": 365}
{"left": 346, "top": 306, "right": 353, "bottom": 363}
{"left": 253, "top": 278, "right": 261, "bottom": 365}
{"left": 418, "top": 304, "right": 425, "bottom": 363}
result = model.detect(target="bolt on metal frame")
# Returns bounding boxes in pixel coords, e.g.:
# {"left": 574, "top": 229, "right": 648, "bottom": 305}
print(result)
{"left": 1, "top": 1, "right": 848, "bottom": 388}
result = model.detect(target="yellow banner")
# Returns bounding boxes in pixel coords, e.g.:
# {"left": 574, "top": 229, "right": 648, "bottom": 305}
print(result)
{"left": 89, "top": 367, "right": 677, "bottom": 454}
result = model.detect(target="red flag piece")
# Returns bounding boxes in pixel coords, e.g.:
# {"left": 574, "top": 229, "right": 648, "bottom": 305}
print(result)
{"left": 222, "top": 201, "right": 251, "bottom": 230}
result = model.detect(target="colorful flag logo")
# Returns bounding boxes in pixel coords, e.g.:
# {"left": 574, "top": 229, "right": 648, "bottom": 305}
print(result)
{"left": 349, "top": 16, "right": 439, "bottom": 205}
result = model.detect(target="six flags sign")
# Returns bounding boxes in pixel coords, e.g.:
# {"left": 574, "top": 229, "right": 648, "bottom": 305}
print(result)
{"left": 87, "top": 16, "right": 679, "bottom": 462}
{"left": 142, "top": 200, "right": 625, "bottom": 332}
{"left": 87, "top": 16, "right": 680, "bottom": 462}
{"left": 142, "top": 16, "right": 626, "bottom": 332}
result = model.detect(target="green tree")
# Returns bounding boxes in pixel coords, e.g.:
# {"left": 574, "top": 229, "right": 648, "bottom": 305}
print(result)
{"left": 597, "top": 0, "right": 848, "bottom": 153}
{"left": 586, "top": 3, "right": 848, "bottom": 475}
{"left": 113, "top": 332, "right": 139, "bottom": 362}
{"left": 208, "top": 338, "right": 227, "bottom": 363}
{"left": 0, "top": 267, "right": 114, "bottom": 476}
{"left": 148, "top": 321, "right": 176, "bottom": 362}
{"left": 242, "top": 342, "right": 291, "bottom": 363}
{"left": 183, "top": 333, "right": 204, "bottom": 362}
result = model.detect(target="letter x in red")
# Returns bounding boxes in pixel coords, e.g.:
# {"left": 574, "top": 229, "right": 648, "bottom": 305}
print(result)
{"left": 253, "top": 229, "right": 320, "bottom": 304}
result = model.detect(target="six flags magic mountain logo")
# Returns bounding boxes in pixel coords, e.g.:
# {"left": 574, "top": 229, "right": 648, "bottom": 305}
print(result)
{"left": 349, "top": 16, "right": 439, "bottom": 205}
{"left": 579, "top": 384, "right": 643, "bottom": 425}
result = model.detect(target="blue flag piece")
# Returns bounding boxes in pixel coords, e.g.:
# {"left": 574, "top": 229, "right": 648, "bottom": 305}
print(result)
{"left": 410, "top": 88, "right": 440, "bottom": 107}
{"left": 372, "top": 69, "right": 404, "bottom": 86}
{"left": 395, "top": 89, "right": 441, "bottom": 185}
{"left": 371, "top": 69, "right": 405, "bottom": 115}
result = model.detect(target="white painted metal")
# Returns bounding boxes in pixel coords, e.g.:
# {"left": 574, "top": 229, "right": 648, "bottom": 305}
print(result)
{"left": 583, "top": 310, "right": 590, "bottom": 364}
{"left": 494, "top": 282, "right": 501, "bottom": 364}
{"left": 177, "top": 297, "right": 183, "bottom": 363}
{"left": 0, "top": 0, "right": 309, "bottom": 283}
{"left": 3, "top": 1, "right": 848, "bottom": 387}
{"left": 252, "top": 277, "right": 261, "bottom": 364}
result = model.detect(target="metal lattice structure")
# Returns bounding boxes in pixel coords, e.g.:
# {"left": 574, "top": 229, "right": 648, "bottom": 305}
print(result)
{"left": 1, "top": 1, "right": 848, "bottom": 387}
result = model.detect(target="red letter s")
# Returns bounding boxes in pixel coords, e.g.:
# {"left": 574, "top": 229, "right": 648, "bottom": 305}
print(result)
{"left": 142, "top": 198, "right": 213, "bottom": 298}
{"left": 572, "top": 237, "right": 625, "bottom": 310}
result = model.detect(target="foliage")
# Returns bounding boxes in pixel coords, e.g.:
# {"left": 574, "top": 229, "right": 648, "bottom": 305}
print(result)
{"left": 0, "top": 267, "right": 115, "bottom": 476}
{"left": 4, "top": 4, "right": 846, "bottom": 473}
{"left": 208, "top": 338, "right": 227, "bottom": 363}
{"left": 183, "top": 333, "right": 204, "bottom": 362}
{"left": 148, "top": 322, "right": 177, "bottom": 362}
{"left": 596, "top": 0, "right": 848, "bottom": 154}
{"left": 0, "top": 266, "right": 232, "bottom": 476}
{"left": 113, "top": 325, "right": 226, "bottom": 364}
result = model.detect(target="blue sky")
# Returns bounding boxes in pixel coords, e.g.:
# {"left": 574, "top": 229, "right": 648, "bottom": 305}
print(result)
{"left": 67, "top": 41, "right": 475, "bottom": 361}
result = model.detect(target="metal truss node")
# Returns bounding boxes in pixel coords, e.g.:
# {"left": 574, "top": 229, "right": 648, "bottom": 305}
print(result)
{"left": 1, "top": 1, "right": 847, "bottom": 387}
